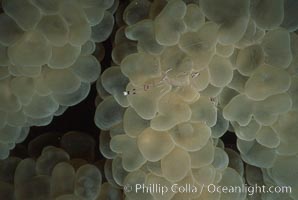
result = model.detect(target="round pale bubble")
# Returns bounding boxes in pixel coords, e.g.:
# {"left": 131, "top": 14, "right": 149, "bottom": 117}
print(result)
{"left": 123, "top": 0, "right": 151, "bottom": 26}
{"left": 256, "top": 126, "right": 280, "bottom": 148}
{"left": 23, "top": 94, "right": 59, "bottom": 119}
{"left": 137, "top": 128, "right": 174, "bottom": 162}
{"left": 112, "top": 157, "right": 129, "bottom": 186}
{"left": 183, "top": 4, "right": 205, "bottom": 32}
{"left": 154, "top": 0, "right": 187, "bottom": 46}
{"left": 223, "top": 94, "right": 253, "bottom": 126}
{"left": 170, "top": 122, "right": 211, "bottom": 151}
{"left": 49, "top": 44, "right": 81, "bottom": 69}
{"left": 237, "top": 139, "right": 276, "bottom": 168}
{"left": 74, "top": 164, "right": 102, "bottom": 200}
{"left": 53, "top": 82, "right": 90, "bottom": 107}
{"left": 8, "top": 31, "right": 52, "bottom": 67}
{"left": 192, "top": 165, "right": 216, "bottom": 185}
{"left": 218, "top": 168, "right": 246, "bottom": 200}
{"left": 94, "top": 96, "right": 125, "bottom": 131}
{"left": 31, "top": 0, "right": 61, "bottom": 14}
{"left": 110, "top": 134, "right": 146, "bottom": 172}
{"left": 36, "top": 146, "right": 70, "bottom": 176}
{"left": 261, "top": 29, "right": 292, "bottom": 69}
{"left": 51, "top": 162, "right": 75, "bottom": 198}
{"left": 2, "top": 0, "right": 42, "bottom": 30}
{"left": 212, "top": 147, "right": 229, "bottom": 170}
{"left": 91, "top": 11, "right": 114, "bottom": 43}
{"left": 36, "top": 15, "right": 69, "bottom": 46}
{"left": 70, "top": 55, "right": 101, "bottom": 83}
{"left": 161, "top": 147, "right": 191, "bottom": 182}
{"left": 44, "top": 68, "right": 81, "bottom": 94}
{"left": 250, "top": 0, "right": 284, "bottom": 30}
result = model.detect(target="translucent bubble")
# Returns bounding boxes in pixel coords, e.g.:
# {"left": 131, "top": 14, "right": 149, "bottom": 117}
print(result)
{"left": 261, "top": 29, "right": 292, "bottom": 69}
{"left": 100, "top": 132, "right": 117, "bottom": 159}
{"left": 81, "top": 41, "right": 96, "bottom": 56}
{"left": 183, "top": 4, "right": 205, "bottom": 32}
{"left": 226, "top": 148, "right": 244, "bottom": 176}
{"left": 123, "top": 0, "right": 151, "bottom": 25}
{"left": 190, "top": 96, "right": 217, "bottom": 127}
{"left": 125, "top": 19, "right": 164, "bottom": 55}
{"left": 124, "top": 170, "right": 153, "bottom": 199}
{"left": 271, "top": 156, "right": 298, "bottom": 188}
{"left": 228, "top": 71, "right": 248, "bottom": 93}
{"left": 233, "top": 120, "right": 260, "bottom": 141}
{"left": 51, "top": 162, "right": 75, "bottom": 198}
{"left": 146, "top": 173, "right": 175, "bottom": 200}
{"left": 192, "top": 165, "right": 216, "bottom": 185}
{"left": 161, "top": 147, "right": 190, "bottom": 182}
{"left": 71, "top": 55, "right": 101, "bottom": 83}
{"left": 250, "top": 0, "right": 284, "bottom": 30}
{"left": 110, "top": 134, "right": 146, "bottom": 172}
{"left": 150, "top": 92, "right": 192, "bottom": 131}
{"left": 255, "top": 126, "right": 280, "bottom": 148}
{"left": 14, "top": 158, "right": 37, "bottom": 186}
{"left": 223, "top": 94, "right": 253, "bottom": 126}
{"left": 94, "top": 96, "right": 125, "bottom": 131}
{"left": 69, "top": 22, "right": 92, "bottom": 46}
{"left": 146, "top": 161, "right": 163, "bottom": 177}
{"left": 74, "top": 164, "right": 102, "bottom": 200}
{"left": 236, "top": 45, "right": 264, "bottom": 76}
{"left": 91, "top": 11, "right": 114, "bottom": 42}
{"left": 36, "top": 146, "right": 70, "bottom": 175}
{"left": 154, "top": 0, "right": 187, "bottom": 46}
{"left": 53, "top": 81, "right": 91, "bottom": 107}
{"left": 36, "top": 15, "right": 69, "bottom": 46}
{"left": 2, "top": 0, "right": 41, "bottom": 30}
{"left": 0, "top": 79, "right": 21, "bottom": 113}
{"left": 137, "top": 128, "right": 174, "bottom": 162}
{"left": 31, "top": 0, "right": 61, "bottom": 14}
{"left": 170, "top": 122, "right": 211, "bottom": 151}
{"left": 218, "top": 168, "right": 245, "bottom": 200}
{"left": 281, "top": 0, "right": 298, "bottom": 31}
{"left": 273, "top": 111, "right": 298, "bottom": 155}
{"left": 44, "top": 68, "right": 81, "bottom": 94}
{"left": 112, "top": 156, "right": 129, "bottom": 186}
{"left": 126, "top": 82, "right": 171, "bottom": 120}
{"left": 237, "top": 139, "right": 276, "bottom": 168}
{"left": 8, "top": 31, "right": 52, "bottom": 67}
{"left": 123, "top": 107, "right": 149, "bottom": 137}
{"left": 211, "top": 110, "right": 229, "bottom": 138}
{"left": 27, "top": 115, "right": 53, "bottom": 127}
{"left": 59, "top": 1, "right": 86, "bottom": 25}
{"left": 208, "top": 55, "right": 234, "bottom": 87}
{"left": 212, "top": 147, "right": 229, "bottom": 170}
{"left": 83, "top": 6, "right": 105, "bottom": 26}
{"left": 216, "top": 43, "right": 234, "bottom": 58}
{"left": 10, "top": 76, "right": 35, "bottom": 105}
{"left": 0, "top": 13, "right": 24, "bottom": 46}
{"left": 0, "top": 125, "right": 21, "bottom": 143}
{"left": 121, "top": 53, "right": 161, "bottom": 85}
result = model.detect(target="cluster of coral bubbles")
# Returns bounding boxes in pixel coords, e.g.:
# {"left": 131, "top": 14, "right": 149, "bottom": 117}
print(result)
{"left": 0, "top": 0, "right": 298, "bottom": 199}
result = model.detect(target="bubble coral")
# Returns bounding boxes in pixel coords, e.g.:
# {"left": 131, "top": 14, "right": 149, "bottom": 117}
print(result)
{"left": 0, "top": 0, "right": 116, "bottom": 158}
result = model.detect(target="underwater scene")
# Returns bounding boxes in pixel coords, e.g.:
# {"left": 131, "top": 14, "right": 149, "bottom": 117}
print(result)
{"left": 0, "top": 0, "right": 298, "bottom": 199}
